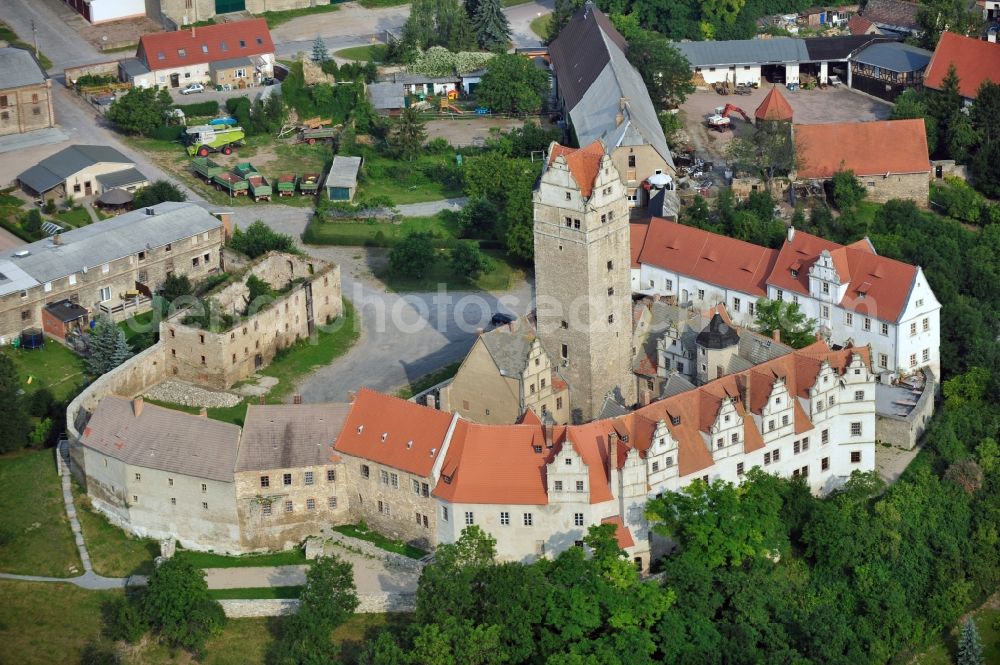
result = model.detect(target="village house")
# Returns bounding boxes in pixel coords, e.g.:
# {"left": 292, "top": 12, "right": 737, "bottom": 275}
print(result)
{"left": 549, "top": 3, "right": 677, "bottom": 209}
{"left": 793, "top": 118, "right": 931, "bottom": 203}
{"left": 161, "top": 252, "right": 342, "bottom": 390}
{"left": 924, "top": 32, "right": 1000, "bottom": 103}
{"left": 61, "top": 0, "right": 146, "bottom": 24}
{"left": 0, "top": 202, "right": 226, "bottom": 344}
{"left": 0, "top": 48, "right": 56, "bottom": 137}
{"left": 635, "top": 217, "right": 941, "bottom": 379}
{"left": 127, "top": 19, "right": 274, "bottom": 90}
{"left": 17, "top": 144, "right": 148, "bottom": 200}
{"left": 152, "top": 0, "right": 334, "bottom": 30}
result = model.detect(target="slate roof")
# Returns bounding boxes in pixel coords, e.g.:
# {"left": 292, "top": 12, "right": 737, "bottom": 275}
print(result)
{"left": 0, "top": 202, "right": 222, "bottom": 287}
{"left": 673, "top": 38, "right": 809, "bottom": 67}
{"left": 661, "top": 372, "right": 697, "bottom": 398}
{"left": 324, "top": 156, "right": 362, "bottom": 190}
{"left": 367, "top": 81, "right": 404, "bottom": 110}
{"left": 18, "top": 145, "right": 134, "bottom": 194}
{"left": 137, "top": 19, "right": 274, "bottom": 71}
{"left": 44, "top": 299, "right": 88, "bottom": 323}
{"left": 794, "top": 119, "right": 930, "bottom": 178}
{"left": 853, "top": 41, "right": 931, "bottom": 72}
{"left": 82, "top": 397, "right": 241, "bottom": 482}
{"left": 0, "top": 259, "right": 40, "bottom": 297}
{"left": 236, "top": 403, "right": 351, "bottom": 472}
{"left": 925, "top": 32, "right": 1000, "bottom": 99}
{"left": 480, "top": 322, "right": 534, "bottom": 377}
{"left": 860, "top": 0, "right": 922, "bottom": 31}
{"left": 802, "top": 35, "right": 892, "bottom": 61}
{"left": 0, "top": 47, "right": 47, "bottom": 89}
{"left": 209, "top": 56, "right": 254, "bottom": 72}
{"left": 95, "top": 167, "right": 148, "bottom": 190}
{"left": 550, "top": 4, "right": 674, "bottom": 169}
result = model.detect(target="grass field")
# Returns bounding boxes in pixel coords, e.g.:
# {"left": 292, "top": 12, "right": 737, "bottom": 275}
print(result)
{"left": 910, "top": 607, "right": 1000, "bottom": 665}
{"left": 71, "top": 482, "right": 158, "bottom": 577}
{"left": 530, "top": 13, "right": 552, "bottom": 40}
{"left": 358, "top": 153, "right": 464, "bottom": 205}
{"left": 334, "top": 44, "right": 387, "bottom": 61}
{"left": 358, "top": 0, "right": 409, "bottom": 6}
{"left": 304, "top": 213, "right": 460, "bottom": 247}
{"left": 380, "top": 248, "right": 524, "bottom": 293}
{"left": 118, "top": 309, "right": 159, "bottom": 349}
{"left": 1, "top": 341, "right": 86, "bottom": 402}
{"left": 53, "top": 206, "right": 92, "bottom": 228}
{"left": 209, "top": 586, "right": 304, "bottom": 599}
{"left": 0, "top": 450, "right": 81, "bottom": 577}
{"left": 332, "top": 523, "right": 427, "bottom": 559}
{"left": 175, "top": 547, "right": 307, "bottom": 569}
{"left": 147, "top": 300, "right": 358, "bottom": 426}
{"left": 260, "top": 2, "right": 340, "bottom": 28}
{"left": 396, "top": 361, "right": 460, "bottom": 398}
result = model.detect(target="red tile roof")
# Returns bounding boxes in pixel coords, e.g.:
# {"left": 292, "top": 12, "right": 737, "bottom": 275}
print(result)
{"left": 924, "top": 32, "right": 1000, "bottom": 100}
{"left": 601, "top": 516, "right": 635, "bottom": 549}
{"left": 629, "top": 223, "right": 649, "bottom": 268}
{"left": 334, "top": 388, "right": 455, "bottom": 477}
{"left": 637, "top": 218, "right": 779, "bottom": 296}
{"left": 548, "top": 140, "right": 605, "bottom": 198}
{"left": 137, "top": 19, "right": 274, "bottom": 71}
{"left": 755, "top": 86, "right": 794, "bottom": 122}
{"left": 848, "top": 15, "right": 876, "bottom": 34}
{"left": 795, "top": 119, "right": 930, "bottom": 179}
{"left": 770, "top": 230, "right": 917, "bottom": 322}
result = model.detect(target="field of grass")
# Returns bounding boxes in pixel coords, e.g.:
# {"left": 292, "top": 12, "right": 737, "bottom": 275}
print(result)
{"left": 396, "top": 361, "right": 460, "bottom": 398}
{"left": 910, "top": 607, "right": 1000, "bottom": 665}
{"left": 304, "top": 213, "right": 460, "bottom": 247}
{"left": 503, "top": 0, "right": 534, "bottom": 5}
{"left": 118, "top": 309, "right": 160, "bottom": 350}
{"left": 175, "top": 547, "right": 307, "bottom": 569}
{"left": 334, "top": 44, "right": 387, "bottom": 61}
{"left": 1, "top": 341, "right": 86, "bottom": 401}
{"left": 260, "top": 2, "right": 340, "bottom": 28}
{"left": 0, "top": 23, "right": 53, "bottom": 71}
{"left": 358, "top": 0, "right": 409, "bottom": 6}
{"left": 71, "top": 482, "right": 158, "bottom": 576}
{"left": 380, "top": 249, "right": 524, "bottom": 293}
{"left": 332, "top": 523, "right": 427, "bottom": 559}
{"left": 53, "top": 206, "right": 92, "bottom": 228}
{"left": 209, "top": 586, "right": 304, "bottom": 599}
{"left": 530, "top": 13, "right": 552, "bottom": 40}
{"left": 0, "top": 450, "right": 81, "bottom": 577}
{"left": 358, "top": 153, "right": 464, "bottom": 205}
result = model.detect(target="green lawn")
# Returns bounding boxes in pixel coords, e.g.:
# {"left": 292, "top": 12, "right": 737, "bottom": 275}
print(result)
{"left": 332, "top": 523, "right": 427, "bottom": 559}
{"left": 209, "top": 585, "right": 304, "bottom": 599}
{"left": 0, "top": 450, "right": 81, "bottom": 577}
{"left": 380, "top": 248, "right": 524, "bottom": 293}
{"left": 910, "top": 607, "right": 1000, "bottom": 665}
{"left": 146, "top": 300, "right": 358, "bottom": 426}
{"left": 358, "top": 153, "right": 464, "bottom": 205}
{"left": 530, "top": 13, "right": 552, "bottom": 40}
{"left": 260, "top": 2, "right": 340, "bottom": 28}
{"left": 1, "top": 341, "right": 86, "bottom": 401}
{"left": 503, "top": 0, "right": 534, "bottom": 5}
{"left": 175, "top": 547, "right": 307, "bottom": 569}
{"left": 304, "top": 213, "right": 460, "bottom": 247}
{"left": 52, "top": 206, "right": 92, "bottom": 228}
{"left": 334, "top": 44, "right": 387, "bottom": 61}
{"left": 396, "top": 361, "right": 460, "bottom": 398}
{"left": 358, "top": 0, "right": 409, "bottom": 6}
{"left": 71, "top": 482, "right": 158, "bottom": 577}
{"left": 118, "top": 309, "right": 160, "bottom": 351}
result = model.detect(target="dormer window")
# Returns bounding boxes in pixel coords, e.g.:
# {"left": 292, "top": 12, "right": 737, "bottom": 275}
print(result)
{"left": 202, "top": 44, "right": 208, "bottom": 53}
{"left": 790, "top": 269, "right": 798, "bottom": 278}
{"left": 156, "top": 51, "right": 165, "bottom": 60}
{"left": 220, "top": 41, "right": 228, "bottom": 51}
{"left": 177, "top": 48, "right": 186, "bottom": 57}
{"left": 357, "top": 425, "right": 364, "bottom": 433}
{"left": 533, "top": 445, "right": 542, "bottom": 453}
{"left": 256, "top": 37, "right": 264, "bottom": 45}
{"left": 239, "top": 39, "right": 246, "bottom": 48}
{"left": 670, "top": 415, "right": 681, "bottom": 426}
{"left": 380, "top": 432, "right": 387, "bottom": 442}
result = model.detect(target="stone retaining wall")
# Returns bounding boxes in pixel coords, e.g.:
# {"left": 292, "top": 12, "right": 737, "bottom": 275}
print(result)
{"left": 219, "top": 592, "right": 416, "bottom": 618}
{"left": 326, "top": 531, "right": 425, "bottom": 572}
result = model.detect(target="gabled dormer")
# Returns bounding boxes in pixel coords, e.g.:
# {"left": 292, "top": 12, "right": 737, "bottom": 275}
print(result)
{"left": 547, "top": 437, "right": 591, "bottom": 503}
{"left": 707, "top": 397, "right": 744, "bottom": 459}
{"left": 759, "top": 376, "right": 794, "bottom": 440}
{"left": 646, "top": 418, "right": 678, "bottom": 491}
{"left": 808, "top": 249, "right": 848, "bottom": 302}
{"left": 807, "top": 360, "right": 840, "bottom": 419}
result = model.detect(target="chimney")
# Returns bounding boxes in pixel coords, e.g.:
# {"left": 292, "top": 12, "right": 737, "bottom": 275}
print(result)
{"left": 145, "top": 207, "right": 155, "bottom": 216}
{"left": 543, "top": 424, "right": 553, "bottom": 448}
{"left": 476, "top": 327, "right": 484, "bottom": 336}
{"left": 199, "top": 407, "right": 208, "bottom": 417}
{"left": 191, "top": 25, "right": 196, "bottom": 38}
{"left": 348, "top": 390, "right": 357, "bottom": 403}
{"left": 132, "top": 396, "right": 144, "bottom": 417}
{"left": 607, "top": 431, "right": 617, "bottom": 471}
{"left": 425, "top": 393, "right": 437, "bottom": 410}
{"left": 772, "top": 329, "right": 781, "bottom": 343}
{"left": 786, "top": 226, "right": 796, "bottom": 242}
{"left": 293, "top": 394, "right": 302, "bottom": 404}
{"left": 52, "top": 233, "right": 62, "bottom": 246}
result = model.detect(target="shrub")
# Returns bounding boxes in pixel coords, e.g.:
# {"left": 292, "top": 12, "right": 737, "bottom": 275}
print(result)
{"left": 175, "top": 100, "right": 219, "bottom": 117}
{"left": 228, "top": 220, "right": 296, "bottom": 258}
{"left": 28, "top": 387, "right": 55, "bottom": 418}
{"left": 425, "top": 137, "right": 452, "bottom": 153}
{"left": 148, "top": 125, "right": 186, "bottom": 141}
{"left": 931, "top": 176, "right": 985, "bottom": 224}
{"left": 43, "top": 198, "right": 56, "bottom": 214}
{"left": 103, "top": 596, "right": 148, "bottom": 643}
{"left": 23, "top": 209, "right": 42, "bottom": 234}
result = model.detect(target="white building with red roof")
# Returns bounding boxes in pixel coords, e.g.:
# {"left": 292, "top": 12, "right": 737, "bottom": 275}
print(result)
{"left": 635, "top": 219, "right": 940, "bottom": 378}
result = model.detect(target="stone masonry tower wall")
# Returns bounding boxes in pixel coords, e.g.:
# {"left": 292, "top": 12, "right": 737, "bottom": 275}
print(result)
{"left": 533, "top": 145, "right": 636, "bottom": 422}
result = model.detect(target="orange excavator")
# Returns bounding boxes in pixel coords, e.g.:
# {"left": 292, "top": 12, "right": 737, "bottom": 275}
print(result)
{"left": 705, "top": 104, "right": 752, "bottom": 132}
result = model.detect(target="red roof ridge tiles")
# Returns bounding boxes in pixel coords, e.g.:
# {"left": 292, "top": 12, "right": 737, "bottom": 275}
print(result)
{"left": 138, "top": 18, "right": 274, "bottom": 71}
{"left": 925, "top": 32, "right": 1000, "bottom": 100}
{"left": 548, "top": 140, "right": 606, "bottom": 198}
{"left": 755, "top": 86, "right": 794, "bottom": 122}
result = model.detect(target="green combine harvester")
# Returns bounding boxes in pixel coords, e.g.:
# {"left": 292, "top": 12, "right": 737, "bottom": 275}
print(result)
{"left": 185, "top": 124, "right": 246, "bottom": 157}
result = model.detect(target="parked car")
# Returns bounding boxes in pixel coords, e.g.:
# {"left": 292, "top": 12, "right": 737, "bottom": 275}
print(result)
{"left": 490, "top": 312, "right": 516, "bottom": 326}
{"left": 180, "top": 83, "right": 205, "bottom": 95}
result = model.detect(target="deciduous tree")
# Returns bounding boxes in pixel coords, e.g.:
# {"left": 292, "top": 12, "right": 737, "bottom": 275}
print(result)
{"left": 627, "top": 30, "right": 695, "bottom": 108}
{"left": 133, "top": 180, "right": 186, "bottom": 208}
{"left": 389, "top": 107, "right": 427, "bottom": 161}
{"left": 142, "top": 558, "right": 226, "bottom": 657}
{"left": 829, "top": 169, "right": 866, "bottom": 211}
{"left": 229, "top": 220, "right": 296, "bottom": 258}
{"left": 107, "top": 87, "right": 173, "bottom": 136}
{"left": 753, "top": 298, "right": 817, "bottom": 348}
{"left": 450, "top": 241, "right": 489, "bottom": 281}
{"left": 475, "top": 53, "right": 550, "bottom": 113}
{"left": 389, "top": 232, "right": 436, "bottom": 278}
{"left": 727, "top": 121, "right": 795, "bottom": 193}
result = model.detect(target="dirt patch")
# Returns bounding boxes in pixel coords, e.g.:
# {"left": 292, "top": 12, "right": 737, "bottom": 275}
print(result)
{"left": 78, "top": 16, "right": 164, "bottom": 52}
{"left": 424, "top": 117, "right": 525, "bottom": 146}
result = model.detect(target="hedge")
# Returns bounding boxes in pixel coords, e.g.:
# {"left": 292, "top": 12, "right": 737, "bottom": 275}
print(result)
{"left": 175, "top": 100, "right": 219, "bottom": 117}
{"left": 149, "top": 125, "right": 186, "bottom": 141}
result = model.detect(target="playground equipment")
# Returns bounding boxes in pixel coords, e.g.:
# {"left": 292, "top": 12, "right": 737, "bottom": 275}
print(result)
{"left": 439, "top": 97, "right": 465, "bottom": 114}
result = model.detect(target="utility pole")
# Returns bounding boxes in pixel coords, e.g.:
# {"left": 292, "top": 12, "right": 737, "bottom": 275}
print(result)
{"left": 31, "top": 20, "right": 38, "bottom": 60}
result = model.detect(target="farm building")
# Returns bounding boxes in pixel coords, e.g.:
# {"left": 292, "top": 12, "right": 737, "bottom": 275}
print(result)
{"left": 849, "top": 41, "right": 932, "bottom": 101}
{"left": 17, "top": 145, "right": 147, "bottom": 198}
{"left": 0, "top": 48, "right": 55, "bottom": 137}
{"left": 924, "top": 32, "right": 1000, "bottom": 102}
{"left": 61, "top": 0, "right": 146, "bottom": 24}
{"left": 324, "top": 156, "right": 362, "bottom": 202}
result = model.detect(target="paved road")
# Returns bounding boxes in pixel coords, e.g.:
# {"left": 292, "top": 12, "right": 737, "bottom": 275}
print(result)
{"left": 397, "top": 196, "right": 467, "bottom": 217}
{"left": 2, "top": 0, "right": 102, "bottom": 71}
{"left": 505, "top": 0, "right": 553, "bottom": 48}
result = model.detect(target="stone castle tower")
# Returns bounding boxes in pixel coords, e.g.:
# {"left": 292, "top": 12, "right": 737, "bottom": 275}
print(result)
{"left": 533, "top": 140, "right": 636, "bottom": 422}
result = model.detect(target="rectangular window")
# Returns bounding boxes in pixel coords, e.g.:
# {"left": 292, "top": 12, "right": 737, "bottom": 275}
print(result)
{"left": 283, "top": 473, "right": 292, "bottom": 486}
{"left": 554, "top": 480, "right": 563, "bottom": 491}
{"left": 910, "top": 353, "right": 917, "bottom": 367}
{"left": 764, "top": 452, "right": 771, "bottom": 465}
{"left": 465, "top": 511, "right": 474, "bottom": 525}
{"left": 879, "top": 353, "right": 888, "bottom": 368}
{"left": 381, "top": 470, "right": 389, "bottom": 485}
{"left": 737, "top": 462, "right": 744, "bottom": 476}
{"left": 748, "top": 302, "right": 754, "bottom": 316}
{"left": 168, "top": 478, "right": 174, "bottom": 487}
{"left": 523, "top": 513, "right": 533, "bottom": 526}
{"left": 652, "top": 461, "right": 660, "bottom": 472}
{"left": 776, "top": 289, "right": 783, "bottom": 301}
{"left": 412, "top": 479, "right": 420, "bottom": 494}
{"left": 628, "top": 155, "right": 636, "bottom": 167}
{"left": 442, "top": 506, "right": 449, "bottom": 521}
{"left": 285, "top": 501, "right": 294, "bottom": 513}
{"left": 864, "top": 317, "right": 871, "bottom": 331}
{"left": 260, "top": 475, "right": 269, "bottom": 488}
{"left": 564, "top": 216, "right": 572, "bottom": 227}
{"left": 201, "top": 484, "right": 207, "bottom": 493}
{"left": 851, "top": 451, "right": 861, "bottom": 464}
{"left": 574, "top": 513, "right": 584, "bottom": 527}
{"left": 822, "top": 305, "right": 830, "bottom": 319}
{"left": 202, "top": 501, "right": 208, "bottom": 510}
{"left": 821, "top": 457, "right": 830, "bottom": 471}
{"left": 390, "top": 473, "right": 399, "bottom": 489}
{"left": 327, "top": 469, "right": 336, "bottom": 482}
{"left": 910, "top": 322, "right": 917, "bottom": 336}
{"left": 850, "top": 422, "right": 862, "bottom": 437}
{"left": 923, "top": 317, "right": 929, "bottom": 332}
{"left": 733, "top": 297, "right": 741, "bottom": 312}
{"left": 822, "top": 429, "right": 829, "bottom": 444}
{"left": 782, "top": 415, "right": 789, "bottom": 427}
{"left": 822, "top": 282, "right": 830, "bottom": 294}
{"left": 845, "top": 312, "right": 853, "bottom": 326}
{"left": 855, "top": 390, "right": 865, "bottom": 401}
{"left": 794, "top": 440, "right": 801, "bottom": 454}
{"left": 422, "top": 483, "right": 429, "bottom": 497}
{"left": 576, "top": 480, "right": 584, "bottom": 492}
{"left": 306, "top": 498, "right": 316, "bottom": 510}
{"left": 361, "top": 464, "right": 369, "bottom": 478}
{"left": 561, "top": 344, "right": 568, "bottom": 360}
{"left": 328, "top": 496, "right": 337, "bottom": 509}
{"left": 304, "top": 471, "right": 314, "bottom": 485}
{"left": 802, "top": 437, "right": 809, "bottom": 451}
{"left": 263, "top": 502, "right": 272, "bottom": 516}
{"left": 415, "top": 512, "right": 422, "bottom": 525}
{"left": 923, "top": 348, "right": 930, "bottom": 362}
{"left": 880, "top": 322, "right": 889, "bottom": 336}
{"left": 135, "top": 472, "right": 141, "bottom": 481}
{"left": 697, "top": 289, "right": 705, "bottom": 301}
{"left": 607, "top": 260, "right": 613, "bottom": 271}
{"left": 773, "top": 449, "right": 780, "bottom": 462}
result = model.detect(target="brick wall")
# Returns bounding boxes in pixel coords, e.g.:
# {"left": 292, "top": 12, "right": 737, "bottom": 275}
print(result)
{"left": 0, "top": 80, "right": 55, "bottom": 137}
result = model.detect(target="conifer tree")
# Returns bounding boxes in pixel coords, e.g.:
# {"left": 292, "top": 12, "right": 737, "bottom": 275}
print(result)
{"left": 958, "top": 618, "right": 984, "bottom": 665}
{"left": 86, "top": 316, "right": 133, "bottom": 376}
{"left": 311, "top": 35, "right": 329, "bottom": 63}
{"left": 0, "top": 354, "right": 31, "bottom": 453}
{"left": 472, "top": 0, "right": 511, "bottom": 52}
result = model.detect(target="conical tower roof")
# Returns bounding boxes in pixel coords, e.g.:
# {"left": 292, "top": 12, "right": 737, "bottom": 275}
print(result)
{"left": 755, "top": 86, "right": 793, "bottom": 122}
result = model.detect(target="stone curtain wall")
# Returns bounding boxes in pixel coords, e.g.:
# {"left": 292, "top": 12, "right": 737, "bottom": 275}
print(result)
{"left": 326, "top": 531, "right": 424, "bottom": 572}
{"left": 220, "top": 592, "right": 417, "bottom": 618}
{"left": 875, "top": 368, "right": 937, "bottom": 450}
